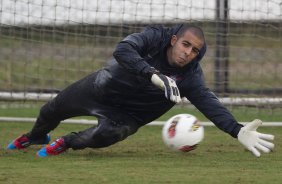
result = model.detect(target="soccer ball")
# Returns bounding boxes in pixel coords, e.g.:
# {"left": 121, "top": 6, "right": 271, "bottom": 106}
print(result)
{"left": 162, "top": 114, "right": 204, "bottom": 152}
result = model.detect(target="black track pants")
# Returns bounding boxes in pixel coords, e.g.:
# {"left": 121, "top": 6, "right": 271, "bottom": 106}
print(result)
{"left": 63, "top": 116, "right": 139, "bottom": 149}
{"left": 26, "top": 72, "right": 141, "bottom": 149}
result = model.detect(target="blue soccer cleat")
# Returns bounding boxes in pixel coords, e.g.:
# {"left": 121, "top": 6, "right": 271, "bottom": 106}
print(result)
{"left": 7, "top": 134, "right": 51, "bottom": 150}
{"left": 37, "top": 137, "right": 67, "bottom": 157}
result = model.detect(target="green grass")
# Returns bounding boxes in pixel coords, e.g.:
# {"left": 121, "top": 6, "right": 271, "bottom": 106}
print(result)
{"left": 0, "top": 103, "right": 281, "bottom": 184}
{"left": 0, "top": 122, "right": 281, "bottom": 184}
{"left": 0, "top": 103, "right": 281, "bottom": 122}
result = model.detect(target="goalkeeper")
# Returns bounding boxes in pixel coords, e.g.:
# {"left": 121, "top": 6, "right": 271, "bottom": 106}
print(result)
{"left": 7, "top": 24, "right": 274, "bottom": 157}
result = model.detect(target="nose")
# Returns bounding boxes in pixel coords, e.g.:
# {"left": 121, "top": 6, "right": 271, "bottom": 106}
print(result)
{"left": 185, "top": 46, "right": 193, "bottom": 56}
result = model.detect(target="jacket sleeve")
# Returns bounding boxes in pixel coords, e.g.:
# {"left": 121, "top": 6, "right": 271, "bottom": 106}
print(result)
{"left": 112, "top": 26, "right": 164, "bottom": 77}
{"left": 181, "top": 65, "right": 243, "bottom": 138}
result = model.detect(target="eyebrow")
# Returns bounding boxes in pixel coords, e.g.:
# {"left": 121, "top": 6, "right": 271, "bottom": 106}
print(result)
{"left": 183, "top": 41, "right": 201, "bottom": 52}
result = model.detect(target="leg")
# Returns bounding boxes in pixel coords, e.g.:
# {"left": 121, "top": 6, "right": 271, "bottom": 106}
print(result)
{"left": 36, "top": 116, "right": 140, "bottom": 157}
{"left": 8, "top": 92, "right": 86, "bottom": 150}
{"left": 26, "top": 100, "right": 65, "bottom": 140}
{"left": 63, "top": 116, "right": 140, "bottom": 149}
{"left": 26, "top": 73, "right": 100, "bottom": 140}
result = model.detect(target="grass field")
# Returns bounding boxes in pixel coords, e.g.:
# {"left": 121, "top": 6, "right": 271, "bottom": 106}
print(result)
{"left": 0, "top": 122, "right": 281, "bottom": 184}
{"left": 0, "top": 104, "right": 281, "bottom": 184}
{"left": 1, "top": 103, "right": 282, "bottom": 122}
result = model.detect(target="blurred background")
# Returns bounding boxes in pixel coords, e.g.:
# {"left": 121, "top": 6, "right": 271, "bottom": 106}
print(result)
{"left": 0, "top": 0, "right": 281, "bottom": 119}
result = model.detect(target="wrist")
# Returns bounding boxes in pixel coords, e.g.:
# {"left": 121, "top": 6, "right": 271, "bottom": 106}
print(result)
{"left": 234, "top": 124, "right": 244, "bottom": 138}
{"left": 141, "top": 66, "right": 160, "bottom": 80}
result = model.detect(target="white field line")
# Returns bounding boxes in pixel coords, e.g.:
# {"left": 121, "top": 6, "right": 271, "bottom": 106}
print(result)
{"left": 0, "top": 117, "right": 281, "bottom": 126}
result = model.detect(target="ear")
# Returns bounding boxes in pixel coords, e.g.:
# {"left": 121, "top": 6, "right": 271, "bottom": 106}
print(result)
{"left": 170, "top": 35, "right": 178, "bottom": 46}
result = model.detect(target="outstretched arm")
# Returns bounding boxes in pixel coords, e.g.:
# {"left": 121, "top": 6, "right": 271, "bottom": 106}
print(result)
{"left": 182, "top": 65, "right": 274, "bottom": 157}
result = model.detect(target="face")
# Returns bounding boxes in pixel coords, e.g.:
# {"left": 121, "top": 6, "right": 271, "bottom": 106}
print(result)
{"left": 167, "top": 31, "right": 204, "bottom": 68}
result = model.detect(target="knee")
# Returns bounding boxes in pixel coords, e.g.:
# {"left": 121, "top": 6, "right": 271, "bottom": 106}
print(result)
{"left": 65, "top": 120, "right": 140, "bottom": 149}
{"left": 92, "top": 124, "right": 136, "bottom": 147}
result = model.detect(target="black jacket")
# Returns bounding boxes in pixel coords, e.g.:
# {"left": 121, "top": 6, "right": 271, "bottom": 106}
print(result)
{"left": 95, "top": 24, "right": 242, "bottom": 138}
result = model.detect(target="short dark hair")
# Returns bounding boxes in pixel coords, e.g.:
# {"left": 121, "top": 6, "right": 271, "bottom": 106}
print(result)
{"left": 176, "top": 24, "right": 205, "bottom": 41}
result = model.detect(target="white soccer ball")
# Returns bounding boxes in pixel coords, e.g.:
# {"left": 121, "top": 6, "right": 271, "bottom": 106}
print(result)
{"left": 162, "top": 114, "right": 204, "bottom": 152}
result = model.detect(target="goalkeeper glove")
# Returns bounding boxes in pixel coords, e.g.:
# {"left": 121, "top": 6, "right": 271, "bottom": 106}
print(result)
{"left": 238, "top": 119, "right": 274, "bottom": 157}
{"left": 151, "top": 73, "right": 181, "bottom": 103}
{"left": 142, "top": 67, "right": 181, "bottom": 103}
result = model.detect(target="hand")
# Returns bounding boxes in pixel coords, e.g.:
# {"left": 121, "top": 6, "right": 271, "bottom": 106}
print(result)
{"left": 151, "top": 73, "right": 181, "bottom": 103}
{"left": 238, "top": 119, "right": 274, "bottom": 157}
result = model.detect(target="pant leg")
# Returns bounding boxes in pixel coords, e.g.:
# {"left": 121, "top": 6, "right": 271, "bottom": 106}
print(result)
{"left": 27, "top": 73, "right": 100, "bottom": 140}
{"left": 63, "top": 116, "right": 141, "bottom": 149}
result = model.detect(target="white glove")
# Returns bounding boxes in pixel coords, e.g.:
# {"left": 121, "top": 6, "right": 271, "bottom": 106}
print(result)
{"left": 151, "top": 73, "right": 181, "bottom": 103}
{"left": 238, "top": 119, "right": 274, "bottom": 157}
